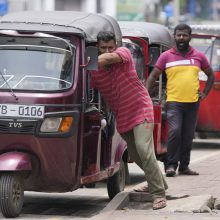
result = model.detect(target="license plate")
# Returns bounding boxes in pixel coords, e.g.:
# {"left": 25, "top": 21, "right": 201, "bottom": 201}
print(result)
{"left": 0, "top": 104, "right": 45, "bottom": 119}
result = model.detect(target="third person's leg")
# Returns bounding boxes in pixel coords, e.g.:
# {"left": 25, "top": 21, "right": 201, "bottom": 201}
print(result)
{"left": 165, "top": 102, "right": 184, "bottom": 175}
{"left": 179, "top": 102, "right": 199, "bottom": 174}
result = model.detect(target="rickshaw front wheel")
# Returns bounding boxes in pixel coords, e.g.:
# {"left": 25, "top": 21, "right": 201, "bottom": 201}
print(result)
{"left": 107, "top": 160, "right": 126, "bottom": 200}
{"left": 0, "top": 172, "right": 24, "bottom": 218}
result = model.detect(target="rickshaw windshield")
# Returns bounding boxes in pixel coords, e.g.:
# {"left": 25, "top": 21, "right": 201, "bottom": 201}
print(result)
{"left": 210, "top": 39, "right": 220, "bottom": 71}
{"left": 191, "top": 37, "right": 220, "bottom": 71}
{"left": 122, "top": 40, "right": 145, "bottom": 80}
{"left": 0, "top": 36, "right": 75, "bottom": 91}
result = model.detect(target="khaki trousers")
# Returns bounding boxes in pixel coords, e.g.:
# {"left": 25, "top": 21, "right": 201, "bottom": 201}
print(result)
{"left": 121, "top": 121, "right": 168, "bottom": 199}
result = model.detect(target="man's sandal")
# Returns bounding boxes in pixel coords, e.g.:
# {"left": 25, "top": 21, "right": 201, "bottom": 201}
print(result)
{"left": 178, "top": 168, "right": 199, "bottom": 175}
{"left": 152, "top": 198, "right": 166, "bottom": 210}
{"left": 166, "top": 167, "right": 176, "bottom": 177}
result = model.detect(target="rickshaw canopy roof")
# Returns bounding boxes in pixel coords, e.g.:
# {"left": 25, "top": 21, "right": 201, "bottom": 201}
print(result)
{"left": 190, "top": 24, "right": 220, "bottom": 37}
{"left": 0, "top": 11, "right": 122, "bottom": 45}
{"left": 119, "top": 21, "right": 173, "bottom": 47}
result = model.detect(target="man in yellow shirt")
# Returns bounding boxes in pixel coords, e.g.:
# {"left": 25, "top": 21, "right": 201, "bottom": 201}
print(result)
{"left": 146, "top": 24, "right": 214, "bottom": 177}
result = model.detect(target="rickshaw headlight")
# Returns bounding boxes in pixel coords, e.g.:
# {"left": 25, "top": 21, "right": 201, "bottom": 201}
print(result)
{"left": 40, "top": 118, "right": 62, "bottom": 132}
{"left": 40, "top": 117, "right": 73, "bottom": 133}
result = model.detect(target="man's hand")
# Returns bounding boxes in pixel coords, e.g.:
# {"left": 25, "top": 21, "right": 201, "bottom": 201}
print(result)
{"left": 198, "top": 91, "right": 207, "bottom": 101}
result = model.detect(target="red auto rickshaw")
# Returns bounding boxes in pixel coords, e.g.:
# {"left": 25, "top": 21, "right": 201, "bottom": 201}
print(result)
{"left": 190, "top": 25, "right": 219, "bottom": 138}
{"left": 0, "top": 11, "right": 128, "bottom": 218}
{"left": 119, "top": 21, "right": 173, "bottom": 160}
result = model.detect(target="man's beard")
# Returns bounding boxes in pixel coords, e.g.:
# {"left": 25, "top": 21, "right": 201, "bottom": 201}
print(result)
{"left": 175, "top": 40, "right": 190, "bottom": 52}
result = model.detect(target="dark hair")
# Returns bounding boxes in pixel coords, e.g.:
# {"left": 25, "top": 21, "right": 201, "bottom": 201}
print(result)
{"left": 174, "top": 23, "right": 192, "bottom": 35}
{"left": 97, "top": 31, "right": 116, "bottom": 43}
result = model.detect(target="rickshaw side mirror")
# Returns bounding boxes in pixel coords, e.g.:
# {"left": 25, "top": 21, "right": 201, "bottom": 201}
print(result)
{"left": 83, "top": 46, "right": 98, "bottom": 70}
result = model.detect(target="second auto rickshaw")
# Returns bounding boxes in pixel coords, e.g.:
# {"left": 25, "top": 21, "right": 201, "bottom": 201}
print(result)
{"left": 119, "top": 21, "right": 173, "bottom": 160}
{"left": 190, "top": 25, "right": 219, "bottom": 138}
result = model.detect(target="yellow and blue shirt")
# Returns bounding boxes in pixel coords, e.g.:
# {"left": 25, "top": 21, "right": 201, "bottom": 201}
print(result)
{"left": 155, "top": 46, "right": 210, "bottom": 102}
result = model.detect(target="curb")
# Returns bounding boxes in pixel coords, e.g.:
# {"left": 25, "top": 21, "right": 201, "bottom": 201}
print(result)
{"left": 100, "top": 190, "right": 216, "bottom": 214}
{"left": 102, "top": 191, "right": 130, "bottom": 212}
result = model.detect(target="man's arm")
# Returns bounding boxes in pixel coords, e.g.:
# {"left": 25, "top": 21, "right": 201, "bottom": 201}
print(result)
{"left": 98, "top": 52, "right": 122, "bottom": 68}
{"left": 199, "top": 67, "right": 215, "bottom": 100}
{"left": 146, "top": 67, "right": 162, "bottom": 92}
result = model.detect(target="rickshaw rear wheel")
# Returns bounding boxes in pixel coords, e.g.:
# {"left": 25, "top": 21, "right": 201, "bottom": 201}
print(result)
{"left": 85, "top": 183, "right": 96, "bottom": 188}
{"left": 107, "top": 160, "right": 126, "bottom": 200}
{"left": 0, "top": 172, "right": 24, "bottom": 218}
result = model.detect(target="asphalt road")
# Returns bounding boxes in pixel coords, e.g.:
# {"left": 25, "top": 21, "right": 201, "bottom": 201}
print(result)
{"left": 0, "top": 138, "right": 220, "bottom": 219}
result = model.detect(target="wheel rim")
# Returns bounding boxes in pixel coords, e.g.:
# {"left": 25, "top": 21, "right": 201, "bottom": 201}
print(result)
{"left": 12, "top": 181, "right": 23, "bottom": 209}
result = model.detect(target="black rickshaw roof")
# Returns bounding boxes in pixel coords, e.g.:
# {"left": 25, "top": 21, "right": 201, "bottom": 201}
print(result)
{"left": 190, "top": 24, "right": 220, "bottom": 37}
{"left": 119, "top": 21, "right": 173, "bottom": 47}
{"left": 0, "top": 11, "right": 122, "bottom": 44}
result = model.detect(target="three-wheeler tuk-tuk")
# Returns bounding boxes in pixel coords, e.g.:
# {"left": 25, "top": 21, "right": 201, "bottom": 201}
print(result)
{"left": 0, "top": 11, "right": 128, "bottom": 218}
{"left": 119, "top": 21, "right": 173, "bottom": 160}
{"left": 190, "top": 25, "right": 220, "bottom": 138}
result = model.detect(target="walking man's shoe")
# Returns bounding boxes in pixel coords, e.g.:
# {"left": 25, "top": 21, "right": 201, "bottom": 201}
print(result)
{"left": 166, "top": 167, "right": 176, "bottom": 177}
{"left": 178, "top": 168, "right": 199, "bottom": 175}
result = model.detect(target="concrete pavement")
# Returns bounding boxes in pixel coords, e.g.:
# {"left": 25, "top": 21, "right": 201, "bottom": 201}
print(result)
{"left": 93, "top": 146, "right": 220, "bottom": 220}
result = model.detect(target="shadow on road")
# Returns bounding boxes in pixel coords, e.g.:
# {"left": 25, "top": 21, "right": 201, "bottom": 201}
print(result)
{"left": 21, "top": 185, "right": 109, "bottom": 218}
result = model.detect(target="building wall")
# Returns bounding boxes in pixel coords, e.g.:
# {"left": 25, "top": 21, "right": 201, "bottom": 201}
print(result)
{"left": 8, "top": 0, "right": 29, "bottom": 13}
{"left": 55, "top": 0, "right": 81, "bottom": 11}
{"left": 6, "top": 0, "right": 116, "bottom": 18}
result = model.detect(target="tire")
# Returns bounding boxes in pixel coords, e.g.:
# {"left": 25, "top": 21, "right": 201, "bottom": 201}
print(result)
{"left": 124, "top": 162, "right": 130, "bottom": 184}
{"left": 84, "top": 183, "right": 96, "bottom": 188}
{"left": 0, "top": 173, "right": 24, "bottom": 218}
{"left": 107, "top": 160, "right": 126, "bottom": 200}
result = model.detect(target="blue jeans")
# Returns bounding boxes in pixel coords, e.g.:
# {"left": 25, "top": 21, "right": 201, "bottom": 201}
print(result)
{"left": 165, "top": 101, "right": 200, "bottom": 171}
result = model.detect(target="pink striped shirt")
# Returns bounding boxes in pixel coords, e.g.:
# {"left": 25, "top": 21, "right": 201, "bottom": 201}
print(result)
{"left": 91, "top": 47, "right": 154, "bottom": 134}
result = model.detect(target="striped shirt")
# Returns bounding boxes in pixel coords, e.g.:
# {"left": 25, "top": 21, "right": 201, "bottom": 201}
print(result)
{"left": 90, "top": 47, "right": 154, "bottom": 134}
{"left": 155, "top": 46, "right": 210, "bottom": 102}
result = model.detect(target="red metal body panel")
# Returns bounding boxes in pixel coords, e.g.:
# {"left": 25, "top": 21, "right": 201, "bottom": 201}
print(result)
{"left": 0, "top": 132, "right": 79, "bottom": 192}
{"left": 153, "top": 104, "right": 167, "bottom": 155}
{"left": 197, "top": 71, "right": 220, "bottom": 132}
{"left": 190, "top": 27, "right": 220, "bottom": 134}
